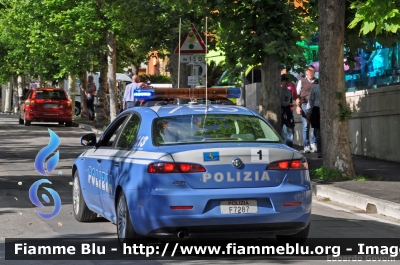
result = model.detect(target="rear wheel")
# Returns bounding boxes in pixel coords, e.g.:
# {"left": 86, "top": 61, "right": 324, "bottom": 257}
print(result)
{"left": 24, "top": 114, "right": 31, "bottom": 126}
{"left": 117, "top": 191, "right": 143, "bottom": 248}
{"left": 65, "top": 121, "right": 72, "bottom": 127}
{"left": 75, "top": 102, "right": 81, "bottom": 116}
{"left": 73, "top": 171, "right": 97, "bottom": 222}
{"left": 276, "top": 223, "right": 310, "bottom": 245}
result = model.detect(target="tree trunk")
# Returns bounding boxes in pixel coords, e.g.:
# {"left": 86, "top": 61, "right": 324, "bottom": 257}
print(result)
{"left": 95, "top": 34, "right": 109, "bottom": 125}
{"left": 107, "top": 31, "right": 118, "bottom": 121}
{"left": 17, "top": 75, "right": 23, "bottom": 104}
{"left": 131, "top": 63, "right": 138, "bottom": 75}
{"left": 259, "top": 56, "right": 281, "bottom": 133}
{"left": 12, "top": 75, "right": 18, "bottom": 113}
{"left": 80, "top": 71, "right": 89, "bottom": 119}
{"left": 170, "top": 52, "right": 189, "bottom": 88}
{"left": 319, "top": 0, "right": 355, "bottom": 177}
{"left": 4, "top": 81, "right": 12, "bottom": 113}
{"left": 1, "top": 84, "right": 5, "bottom": 112}
{"left": 68, "top": 75, "right": 76, "bottom": 120}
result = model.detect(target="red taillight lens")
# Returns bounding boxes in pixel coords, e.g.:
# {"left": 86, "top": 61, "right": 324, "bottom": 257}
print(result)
{"left": 170, "top": 206, "right": 193, "bottom": 210}
{"left": 283, "top": 202, "right": 302, "bottom": 206}
{"left": 267, "top": 158, "right": 308, "bottom": 170}
{"left": 148, "top": 162, "right": 206, "bottom": 173}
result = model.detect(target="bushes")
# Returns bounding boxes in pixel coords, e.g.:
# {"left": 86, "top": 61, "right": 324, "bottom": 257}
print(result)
{"left": 139, "top": 74, "right": 171, "bottom": 84}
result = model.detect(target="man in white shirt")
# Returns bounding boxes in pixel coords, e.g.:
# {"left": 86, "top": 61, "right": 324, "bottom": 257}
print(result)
{"left": 123, "top": 75, "right": 142, "bottom": 110}
{"left": 295, "top": 65, "right": 318, "bottom": 153}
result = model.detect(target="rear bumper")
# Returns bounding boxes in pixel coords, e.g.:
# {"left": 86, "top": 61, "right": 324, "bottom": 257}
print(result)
{"left": 125, "top": 184, "right": 312, "bottom": 238}
{"left": 26, "top": 111, "right": 72, "bottom": 122}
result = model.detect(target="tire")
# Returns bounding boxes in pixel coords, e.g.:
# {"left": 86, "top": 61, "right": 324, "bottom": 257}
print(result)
{"left": 276, "top": 223, "right": 310, "bottom": 245}
{"left": 65, "top": 121, "right": 72, "bottom": 127}
{"left": 73, "top": 171, "right": 97, "bottom": 222}
{"left": 75, "top": 102, "right": 81, "bottom": 116}
{"left": 24, "top": 114, "right": 31, "bottom": 126}
{"left": 58, "top": 122, "right": 65, "bottom": 125}
{"left": 19, "top": 116, "right": 24, "bottom": 124}
{"left": 117, "top": 191, "right": 143, "bottom": 248}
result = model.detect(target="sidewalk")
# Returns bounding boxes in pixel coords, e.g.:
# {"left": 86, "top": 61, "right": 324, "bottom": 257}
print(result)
{"left": 294, "top": 145, "right": 400, "bottom": 219}
{"left": 76, "top": 121, "right": 400, "bottom": 220}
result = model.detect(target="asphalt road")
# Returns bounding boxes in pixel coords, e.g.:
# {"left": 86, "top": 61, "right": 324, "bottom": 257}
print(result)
{"left": 1, "top": 114, "right": 400, "bottom": 264}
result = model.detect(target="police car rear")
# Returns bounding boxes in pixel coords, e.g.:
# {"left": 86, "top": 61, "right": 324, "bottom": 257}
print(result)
{"left": 141, "top": 105, "right": 311, "bottom": 242}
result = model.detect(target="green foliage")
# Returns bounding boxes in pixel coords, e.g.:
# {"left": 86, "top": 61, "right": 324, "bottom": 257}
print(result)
{"left": 209, "top": 0, "right": 317, "bottom": 70}
{"left": 139, "top": 74, "right": 172, "bottom": 84}
{"left": 349, "top": 0, "right": 400, "bottom": 35}
{"left": 310, "top": 166, "right": 383, "bottom": 181}
{"left": 335, "top": 103, "right": 353, "bottom": 123}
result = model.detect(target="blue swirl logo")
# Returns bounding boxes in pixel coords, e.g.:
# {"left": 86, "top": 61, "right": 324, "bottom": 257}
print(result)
{"left": 29, "top": 129, "right": 62, "bottom": 219}
{"left": 34, "top": 128, "right": 60, "bottom": 175}
{"left": 29, "top": 179, "right": 61, "bottom": 219}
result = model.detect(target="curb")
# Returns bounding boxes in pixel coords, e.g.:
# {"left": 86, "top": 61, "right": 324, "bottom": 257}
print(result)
{"left": 312, "top": 182, "right": 400, "bottom": 220}
{"left": 74, "top": 122, "right": 103, "bottom": 135}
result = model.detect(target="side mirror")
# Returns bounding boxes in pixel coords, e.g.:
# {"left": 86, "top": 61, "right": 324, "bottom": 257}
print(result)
{"left": 81, "top": 133, "right": 97, "bottom": 146}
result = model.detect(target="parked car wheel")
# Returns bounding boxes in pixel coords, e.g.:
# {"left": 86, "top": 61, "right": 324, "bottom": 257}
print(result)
{"left": 65, "top": 121, "right": 72, "bottom": 127}
{"left": 75, "top": 102, "right": 81, "bottom": 116}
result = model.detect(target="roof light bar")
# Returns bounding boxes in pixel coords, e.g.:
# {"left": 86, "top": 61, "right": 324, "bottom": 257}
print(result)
{"left": 133, "top": 87, "right": 241, "bottom": 100}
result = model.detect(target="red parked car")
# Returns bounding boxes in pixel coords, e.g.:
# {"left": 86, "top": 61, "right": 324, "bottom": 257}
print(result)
{"left": 19, "top": 88, "right": 73, "bottom": 127}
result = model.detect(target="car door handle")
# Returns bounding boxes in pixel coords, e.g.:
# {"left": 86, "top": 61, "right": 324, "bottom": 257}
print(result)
{"left": 97, "top": 159, "right": 102, "bottom": 163}
{"left": 114, "top": 162, "right": 120, "bottom": 167}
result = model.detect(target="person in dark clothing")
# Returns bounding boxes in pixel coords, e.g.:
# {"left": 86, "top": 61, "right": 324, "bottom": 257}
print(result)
{"left": 85, "top": 76, "right": 96, "bottom": 122}
{"left": 280, "top": 75, "right": 295, "bottom": 147}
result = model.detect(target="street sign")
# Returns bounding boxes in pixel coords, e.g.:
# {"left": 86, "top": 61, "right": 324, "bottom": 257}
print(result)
{"left": 180, "top": 55, "right": 205, "bottom": 63}
{"left": 174, "top": 23, "right": 207, "bottom": 54}
{"left": 188, "top": 76, "right": 199, "bottom": 86}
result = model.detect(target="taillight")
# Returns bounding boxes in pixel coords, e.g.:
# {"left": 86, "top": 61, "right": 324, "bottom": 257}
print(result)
{"left": 267, "top": 158, "right": 308, "bottom": 170}
{"left": 148, "top": 162, "right": 206, "bottom": 173}
{"left": 30, "top": 100, "right": 35, "bottom": 107}
{"left": 67, "top": 101, "right": 71, "bottom": 107}
{"left": 148, "top": 163, "right": 179, "bottom": 173}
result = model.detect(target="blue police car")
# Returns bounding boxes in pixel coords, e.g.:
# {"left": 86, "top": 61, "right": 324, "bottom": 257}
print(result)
{"left": 72, "top": 94, "right": 311, "bottom": 246}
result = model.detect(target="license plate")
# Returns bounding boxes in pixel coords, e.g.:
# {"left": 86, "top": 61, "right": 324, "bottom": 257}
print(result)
{"left": 44, "top": 104, "right": 59, "bottom": 108}
{"left": 220, "top": 200, "right": 257, "bottom": 214}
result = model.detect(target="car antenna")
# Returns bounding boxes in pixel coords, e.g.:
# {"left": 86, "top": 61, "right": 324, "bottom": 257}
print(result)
{"left": 205, "top": 16, "right": 209, "bottom": 113}
{"left": 202, "top": 17, "right": 209, "bottom": 131}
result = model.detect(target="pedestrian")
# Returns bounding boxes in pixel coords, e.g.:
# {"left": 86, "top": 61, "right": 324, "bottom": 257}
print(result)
{"left": 280, "top": 75, "right": 295, "bottom": 147}
{"left": 306, "top": 84, "right": 321, "bottom": 158}
{"left": 85, "top": 75, "right": 96, "bottom": 122}
{"left": 295, "top": 65, "right": 318, "bottom": 153}
{"left": 22, "top": 85, "right": 29, "bottom": 97}
{"left": 122, "top": 75, "right": 142, "bottom": 110}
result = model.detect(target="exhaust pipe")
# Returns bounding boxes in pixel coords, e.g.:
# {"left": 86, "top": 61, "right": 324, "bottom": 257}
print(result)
{"left": 177, "top": 229, "right": 189, "bottom": 239}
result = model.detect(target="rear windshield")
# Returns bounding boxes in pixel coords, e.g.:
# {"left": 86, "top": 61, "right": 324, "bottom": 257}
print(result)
{"left": 35, "top": 90, "right": 67, "bottom": 100}
{"left": 152, "top": 114, "right": 281, "bottom": 145}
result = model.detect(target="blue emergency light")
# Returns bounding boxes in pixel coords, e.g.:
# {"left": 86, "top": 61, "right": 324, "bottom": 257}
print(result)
{"left": 133, "top": 87, "right": 241, "bottom": 100}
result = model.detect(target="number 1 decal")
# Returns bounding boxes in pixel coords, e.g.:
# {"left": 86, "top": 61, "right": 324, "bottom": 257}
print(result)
{"left": 257, "top": 150, "right": 262, "bottom": 160}
{"left": 251, "top": 149, "right": 269, "bottom": 162}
